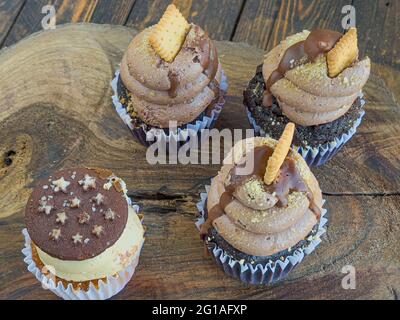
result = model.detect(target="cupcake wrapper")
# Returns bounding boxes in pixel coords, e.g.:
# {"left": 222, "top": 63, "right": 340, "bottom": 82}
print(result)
{"left": 22, "top": 202, "right": 144, "bottom": 300}
{"left": 246, "top": 95, "right": 366, "bottom": 166}
{"left": 196, "top": 185, "right": 328, "bottom": 285}
{"left": 111, "top": 69, "right": 228, "bottom": 148}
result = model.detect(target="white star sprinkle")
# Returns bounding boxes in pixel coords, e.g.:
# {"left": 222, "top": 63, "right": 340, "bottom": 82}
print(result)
{"left": 92, "top": 225, "right": 104, "bottom": 237}
{"left": 38, "top": 200, "right": 53, "bottom": 215}
{"left": 56, "top": 212, "right": 68, "bottom": 225}
{"left": 49, "top": 228, "right": 61, "bottom": 241}
{"left": 70, "top": 197, "right": 81, "bottom": 208}
{"left": 92, "top": 193, "right": 105, "bottom": 206}
{"left": 52, "top": 177, "right": 70, "bottom": 193}
{"left": 104, "top": 208, "right": 116, "bottom": 221}
{"left": 79, "top": 174, "right": 96, "bottom": 191}
{"left": 72, "top": 233, "right": 83, "bottom": 244}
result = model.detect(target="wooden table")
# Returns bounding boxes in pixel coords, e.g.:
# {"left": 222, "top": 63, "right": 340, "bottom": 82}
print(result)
{"left": 0, "top": 0, "right": 399, "bottom": 300}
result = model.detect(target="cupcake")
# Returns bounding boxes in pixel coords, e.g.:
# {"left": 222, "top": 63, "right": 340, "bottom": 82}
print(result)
{"left": 197, "top": 123, "right": 328, "bottom": 284}
{"left": 112, "top": 4, "right": 227, "bottom": 147}
{"left": 244, "top": 28, "right": 370, "bottom": 166}
{"left": 22, "top": 167, "right": 145, "bottom": 300}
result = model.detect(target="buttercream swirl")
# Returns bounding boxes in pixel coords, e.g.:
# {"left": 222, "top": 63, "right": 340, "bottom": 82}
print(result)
{"left": 262, "top": 30, "right": 371, "bottom": 126}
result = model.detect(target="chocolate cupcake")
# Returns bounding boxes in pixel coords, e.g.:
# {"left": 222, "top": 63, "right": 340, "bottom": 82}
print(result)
{"left": 244, "top": 28, "right": 370, "bottom": 166}
{"left": 111, "top": 4, "right": 227, "bottom": 147}
{"left": 197, "top": 124, "right": 327, "bottom": 284}
{"left": 22, "top": 167, "right": 145, "bottom": 300}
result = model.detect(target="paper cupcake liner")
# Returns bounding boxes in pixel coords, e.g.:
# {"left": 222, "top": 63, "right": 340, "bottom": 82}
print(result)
{"left": 246, "top": 95, "right": 366, "bottom": 167}
{"left": 196, "top": 185, "right": 328, "bottom": 285}
{"left": 111, "top": 69, "right": 228, "bottom": 148}
{"left": 22, "top": 201, "right": 144, "bottom": 300}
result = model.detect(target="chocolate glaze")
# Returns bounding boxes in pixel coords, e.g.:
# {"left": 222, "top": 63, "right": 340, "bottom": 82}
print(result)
{"left": 263, "top": 29, "right": 343, "bottom": 107}
{"left": 200, "top": 146, "right": 321, "bottom": 239}
{"left": 167, "top": 25, "right": 219, "bottom": 99}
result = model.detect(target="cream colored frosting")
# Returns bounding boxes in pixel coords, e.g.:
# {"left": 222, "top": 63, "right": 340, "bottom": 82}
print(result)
{"left": 36, "top": 207, "right": 144, "bottom": 282}
{"left": 207, "top": 137, "right": 323, "bottom": 256}
{"left": 262, "top": 31, "right": 371, "bottom": 126}
{"left": 120, "top": 25, "right": 222, "bottom": 128}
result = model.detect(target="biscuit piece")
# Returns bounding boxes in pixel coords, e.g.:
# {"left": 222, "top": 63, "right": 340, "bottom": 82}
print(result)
{"left": 149, "top": 4, "right": 191, "bottom": 62}
{"left": 264, "top": 123, "right": 295, "bottom": 185}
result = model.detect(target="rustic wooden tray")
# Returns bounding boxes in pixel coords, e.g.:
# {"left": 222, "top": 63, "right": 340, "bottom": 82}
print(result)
{"left": 0, "top": 24, "right": 399, "bottom": 300}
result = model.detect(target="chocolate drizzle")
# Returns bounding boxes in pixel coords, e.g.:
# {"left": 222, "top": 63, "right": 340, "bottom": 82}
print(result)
{"left": 200, "top": 146, "right": 321, "bottom": 239}
{"left": 167, "top": 71, "right": 180, "bottom": 98}
{"left": 263, "top": 29, "right": 343, "bottom": 107}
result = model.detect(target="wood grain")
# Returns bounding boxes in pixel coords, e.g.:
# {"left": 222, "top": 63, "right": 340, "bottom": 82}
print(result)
{"left": 90, "top": 0, "right": 136, "bottom": 25}
{"left": 0, "top": 24, "right": 399, "bottom": 299}
{"left": 353, "top": 0, "right": 399, "bottom": 70}
{"left": 125, "top": 0, "right": 245, "bottom": 41}
{"left": 0, "top": 0, "right": 26, "bottom": 47}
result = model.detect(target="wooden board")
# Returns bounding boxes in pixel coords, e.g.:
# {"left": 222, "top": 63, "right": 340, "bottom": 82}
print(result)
{"left": 125, "top": 0, "right": 245, "bottom": 41}
{"left": 0, "top": 24, "right": 399, "bottom": 300}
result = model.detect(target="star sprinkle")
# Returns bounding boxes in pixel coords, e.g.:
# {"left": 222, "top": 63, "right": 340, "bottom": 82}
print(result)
{"left": 38, "top": 200, "right": 53, "bottom": 215}
{"left": 52, "top": 177, "right": 70, "bottom": 193}
{"left": 79, "top": 174, "right": 96, "bottom": 191}
{"left": 92, "top": 193, "right": 105, "bottom": 206}
{"left": 49, "top": 228, "right": 61, "bottom": 241}
{"left": 104, "top": 208, "right": 116, "bottom": 221}
{"left": 56, "top": 212, "right": 68, "bottom": 225}
{"left": 70, "top": 197, "right": 81, "bottom": 208}
{"left": 92, "top": 225, "right": 104, "bottom": 237}
{"left": 78, "top": 212, "right": 91, "bottom": 224}
{"left": 72, "top": 233, "right": 83, "bottom": 244}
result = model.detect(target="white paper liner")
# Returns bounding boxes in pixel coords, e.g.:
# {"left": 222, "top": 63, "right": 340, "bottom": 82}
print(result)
{"left": 196, "top": 184, "right": 328, "bottom": 285}
{"left": 22, "top": 200, "right": 144, "bottom": 300}
{"left": 111, "top": 69, "right": 228, "bottom": 146}
{"left": 246, "top": 94, "right": 366, "bottom": 166}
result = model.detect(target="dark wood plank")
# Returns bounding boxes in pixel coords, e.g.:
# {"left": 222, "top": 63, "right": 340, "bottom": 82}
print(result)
{"left": 125, "top": 0, "right": 245, "bottom": 41}
{"left": 0, "top": 0, "right": 26, "bottom": 48}
{"left": 234, "top": 0, "right": 351, "bottom": 50}
{"left": 1, "top": 194, "right": 400, "bottom": 299}
{"left": 232, "top": 0, "right": 281, "bottom": 48}
{"left": 353, "top": 0, "right": 399, "bottom": 70}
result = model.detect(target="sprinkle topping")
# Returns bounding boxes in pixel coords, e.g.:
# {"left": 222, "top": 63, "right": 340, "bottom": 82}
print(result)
{"left": 92, "top": 193, "right": 105, "bottom": 206}
{"left": 79, "top": 174, "right": 96, "bottom": 191}
{"left": 78, "top": 211, "right": 91, "bottom": 224}
{"left": 38, "top": 199, "right": 53, "bottom": 215}
{"left": 72, "top": 233, "right": 83, "bottom": 244}
{"left": 70, "top": 197, "right": 81, "bottom": 208}
{"left": 92, "top": 225, "right": 104, "bottom": 237}
{"left": 49, "top": 228, "right": 61, "bottom": 241}
{"left": 104, "top": 208, "right": 116, "bottom": 221}
{"left": 56, "top": 212, "right": 68, "bottom": 225}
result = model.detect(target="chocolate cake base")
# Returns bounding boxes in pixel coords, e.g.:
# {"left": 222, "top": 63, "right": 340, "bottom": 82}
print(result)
{"left": 243, "top": 65, "right": 365, "bottom": 149}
